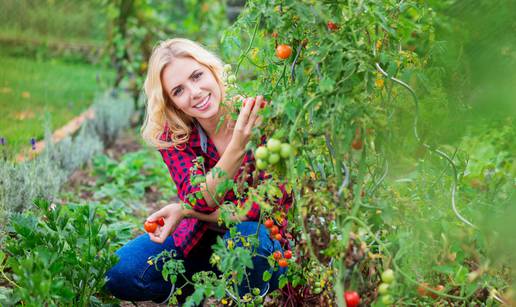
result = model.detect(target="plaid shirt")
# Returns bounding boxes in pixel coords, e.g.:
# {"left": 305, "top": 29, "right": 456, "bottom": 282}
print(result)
{"left": 159, "top": 120, "right": 292, "bottom": 257}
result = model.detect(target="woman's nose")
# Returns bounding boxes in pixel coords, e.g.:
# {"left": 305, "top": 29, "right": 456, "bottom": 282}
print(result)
{"left": 187, "top": 82, "right": 202, "bottom": 99}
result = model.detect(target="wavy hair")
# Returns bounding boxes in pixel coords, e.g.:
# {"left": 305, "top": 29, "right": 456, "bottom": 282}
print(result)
{"left": 141, "top": 38, "right": 230, "bottom": 149}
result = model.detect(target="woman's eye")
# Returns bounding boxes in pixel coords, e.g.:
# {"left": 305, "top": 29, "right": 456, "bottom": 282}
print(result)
{"left": 193, "top": 72, "right": 203, "bottom": 80}
{"left": 174, "top": 88, "right": 182, "bottom": 96}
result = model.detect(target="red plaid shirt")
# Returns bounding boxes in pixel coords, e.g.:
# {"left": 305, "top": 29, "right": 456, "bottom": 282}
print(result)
{"left": 159, "top": 121, "right": 292, "bottom": 257}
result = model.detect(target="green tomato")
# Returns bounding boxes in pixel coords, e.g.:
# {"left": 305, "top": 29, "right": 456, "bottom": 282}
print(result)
{"left": 256, "top": 159, "right": 268, "bottom": 170}
{"left": 381, "top": 294, "right": 394, "bottom": 305}
{"left": 255, "top": 146, "right": 269, "bottom": 160}
{"left": 280, "top": 143, "right": 293, "bottom": 158}
{"left": 252, "top": 288, "right": 260, "bottom": 296}
{"left": 223, "top": 64, "right": 232, "bottom": 72}
{"left": 267, "top": 138, "right": 282, "bottom": 153}
{"left": 312, "top": 287, "right": 322, "bottom": 294}
{"left": 381, "top": 269, "right": 395, "bottom": 284}
{"left": 378, "top": 283, "right": 390, "bottom": 295}
{"left": 268, "top": 153, "right": 280, "bottom": 164}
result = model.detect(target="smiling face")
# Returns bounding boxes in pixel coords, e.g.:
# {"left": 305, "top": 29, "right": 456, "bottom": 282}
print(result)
{"left": 161, "top": 57, "right": 223, "bottom": 121}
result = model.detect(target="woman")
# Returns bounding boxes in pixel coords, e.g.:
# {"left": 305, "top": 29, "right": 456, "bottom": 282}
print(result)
{"left": 105, "top": 38, "right": 291, "bottom": 304}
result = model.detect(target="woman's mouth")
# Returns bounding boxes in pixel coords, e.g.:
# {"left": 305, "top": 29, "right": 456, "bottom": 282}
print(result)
{"left": 193, "top": 94, "right": 211, "bottom": 111}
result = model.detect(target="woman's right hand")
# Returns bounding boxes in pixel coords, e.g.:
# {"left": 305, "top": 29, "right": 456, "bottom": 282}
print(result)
{"left": 146, "top": 202, "right": 184, "bottom": 244}
{"left": 229, "top": 95, "right": 267, "bottom": 152}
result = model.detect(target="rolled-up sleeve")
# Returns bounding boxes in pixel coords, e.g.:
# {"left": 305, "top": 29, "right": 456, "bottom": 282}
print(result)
{"left": 159, "top": 145, "right": 217, "bottom": 214}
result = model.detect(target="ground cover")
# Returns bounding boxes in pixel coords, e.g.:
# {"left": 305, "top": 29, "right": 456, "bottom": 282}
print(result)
{"left": 0, "top": 51, "right": 113, "bottom": 155}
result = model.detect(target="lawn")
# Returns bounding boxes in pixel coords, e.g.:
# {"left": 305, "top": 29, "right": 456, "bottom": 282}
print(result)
{"left": 0, "top": 52, "right": 113, "bottom": 156}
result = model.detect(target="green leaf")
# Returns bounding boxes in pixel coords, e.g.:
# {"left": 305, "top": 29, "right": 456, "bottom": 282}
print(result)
{"left": 262, "top": 270, "right": 272, "bottom": 282}
{"left": 319, "top": 76, "right": 335, "bottom": 93}
{"left": 279, "top": 275, "right": 288, "bottom": 288}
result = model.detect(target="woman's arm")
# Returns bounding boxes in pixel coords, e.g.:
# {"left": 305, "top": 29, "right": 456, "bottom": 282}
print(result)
{"left": 199, "top": 95, "right": 267, "bottom": 208}
{"left": 146, "top": 202, "right": 249, "bottom": 243}
{"left": 183, "top": 207, "right": 249, "bottom": 223}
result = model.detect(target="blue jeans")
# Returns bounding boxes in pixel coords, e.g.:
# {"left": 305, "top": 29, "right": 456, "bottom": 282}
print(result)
{"left": 105, "top": 222, "right": 287, "bottom": 304}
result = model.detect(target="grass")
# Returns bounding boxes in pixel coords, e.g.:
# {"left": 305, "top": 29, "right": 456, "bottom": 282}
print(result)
{"left": 0, "top": 51, "right": 114, "bottom": 156}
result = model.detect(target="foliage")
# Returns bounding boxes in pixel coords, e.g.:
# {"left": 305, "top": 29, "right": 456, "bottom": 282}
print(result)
{"left": 99, "top": 0, "right": 229, "bottom": 107}
{"left": 90, "top": 90, "right": 135, "bottom": 147}
{"left": 0, "top": 90, "right": 133, "bottom": 227}
{"left": 91, "top": 149, "right": 178, "bottom": 205}
{"left": 0, "top": 0, "right": 107, "bottom": 44}
{"left": 0, "top": 199, "right": 132, "bottom": 306}
{"left": 153, "top": 0, "right": 515, "bottom": 305}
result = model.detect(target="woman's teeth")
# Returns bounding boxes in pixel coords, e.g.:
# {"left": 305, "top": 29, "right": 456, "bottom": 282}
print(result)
{"left": 194, "top": 95, "right": 210, "bottom": 109}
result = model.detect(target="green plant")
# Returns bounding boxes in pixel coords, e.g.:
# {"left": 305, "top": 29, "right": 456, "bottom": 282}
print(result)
{"left": 1, "top": 199, "right": 133, "bottom": 306}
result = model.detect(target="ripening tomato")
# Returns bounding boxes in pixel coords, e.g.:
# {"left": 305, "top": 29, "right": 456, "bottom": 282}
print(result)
{"left": 270, "top": 225, "right": 279, "bottom": 235}
{"left": 144, "top": 221, "right": 157, "bottom": 233}
{"left": 264, "top": 219, "right": 274, "bottom": 228}
{"left": 255, "top": 146, "right": 269, "bottom": 160}
{"left": 267, "top": 138, "right": 282, "bottom": 153}
{"left": 327, "top": 21, "right": 338, "bottom": 31}
{"left": 351, "top": 138, "right": 363, "bottom": 150}
{"left": 256, "top": 159, "right": 268, "bottom": 170}
{"left": 276, "top": 44, "right": 292, "bottom": 60}
{"left": 243, "top": 98, "right": 266, "bottom": 109}
{"left": 268, "top": 153, "right": 280, "bottom": 164}
{"left": 378, "top": 283, "right": 390, "bottom": 295}
{"left": 273, "top": 251, "right": 282, "bottom": 260}
{"left": 284, "top": 250, "right": 293, "bottom": 259}
{"left": 381, "top": 269, "right": 395, "bottom": 284}
{"left": 344, "top": 291, "right": 360, "bottom": 307}
{"left": 272, "top": 32, "right": 278, "bottom": 38}
{"left": 274, "top": 233, "right": 283, "bottom": 241}
{"left": 278, "top": 259, "right": 288, "bottom": 268}
{"left": 280, "top": 143, "right": 293, "bottom": 158}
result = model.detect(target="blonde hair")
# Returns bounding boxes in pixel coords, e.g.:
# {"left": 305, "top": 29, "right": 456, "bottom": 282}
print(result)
{"left": 141, "top": 38, "right": 229, "bottom": 149}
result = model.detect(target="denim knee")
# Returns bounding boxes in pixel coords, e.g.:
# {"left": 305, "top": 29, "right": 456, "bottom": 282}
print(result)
{"left": 104, "top": 234, "right": 177, "bottom": 303}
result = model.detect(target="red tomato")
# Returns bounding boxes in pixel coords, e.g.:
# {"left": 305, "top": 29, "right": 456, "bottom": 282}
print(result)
{"left": 243, "top": 98, "right": 266, "bottom": 109}
{"left": 274, "top": 233, "right": 283, "bottom": 241}
{"left": 144, "top": 221, "right": 157, "bottom": 233}
{"left": 344, "top": 291, "right": 360, "bottom": 307}
{"left": 270, "top": 225, "right": 279, "bottom": 235}
{"left": 278, "top": 259, "right": 288, "bottom": 268}
{"left": 284, "top": 250, "right": 293, "bottom": 259}
{"left": 157, "top": 217, "right": 165, "bottom": 226}
{"left": 264, "top": 219, "right": 274, "bottom": 228}
{"left": 276, "top": 44, "right": 292, "bottom": 60}
{"left": 327, "top": 21, "right": 338, "bottom": 31}
{"left": 351, "top": 138, "right": 363, "bottom": 150}
{"left": 273, "top": 251, "right": 282, "bottom": 260}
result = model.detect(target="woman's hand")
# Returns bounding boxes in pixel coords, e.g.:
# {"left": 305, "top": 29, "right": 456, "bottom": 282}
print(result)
{"left": 229, "top": 95, "right": 267, "bottom": 152}
{"left": 146, "top": 202, "right": 184, "bottom": 244}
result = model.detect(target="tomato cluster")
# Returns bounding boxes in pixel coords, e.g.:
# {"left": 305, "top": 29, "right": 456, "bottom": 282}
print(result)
{"left": 255, "top": 138, "right": 294, "bottom": 170}
{"left": 377, "top": 269, "right": 396, "bottom": 305}
{"left": 264, "top": 217, "right": 293, "bottom": 268}
{"left": 143, "top": 217, "right": 164, "bottom": 233}
{"left": 272, "top": 250, "right": 292, "bottom": 268}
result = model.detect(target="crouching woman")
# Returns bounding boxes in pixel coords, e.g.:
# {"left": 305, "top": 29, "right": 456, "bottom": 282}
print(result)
{"left": 104, "top": 38, "right": 291, "bottom": 304}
